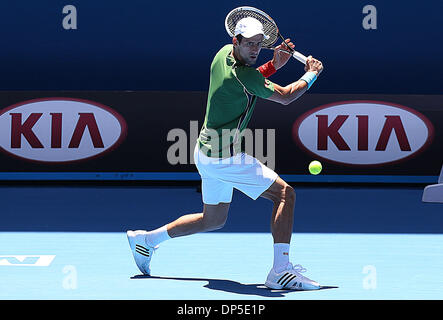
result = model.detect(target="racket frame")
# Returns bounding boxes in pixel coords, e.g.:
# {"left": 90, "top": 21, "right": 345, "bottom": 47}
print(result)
{"left": 225, "top": 6, "right": 307, "bottom": 64}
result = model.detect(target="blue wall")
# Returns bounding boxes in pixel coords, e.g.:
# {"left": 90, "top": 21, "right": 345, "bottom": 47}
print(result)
{"left": 0, "top": 0, "right": 441, "bottom": 93}
{"left": 1, "top": 185, "right": 442, "bottom": 233}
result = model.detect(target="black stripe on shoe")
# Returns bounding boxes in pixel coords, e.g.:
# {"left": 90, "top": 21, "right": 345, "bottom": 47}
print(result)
{"left": 136, "top": 244, "right": 149, "bottom": 253}
{"left": 136, "top": 248, "right": 150, "bottom": 257}
{"left": 135, "top": 245, "right": 150, "bottom": 257}
{"left": 282, "top": 274, "right": 297, "bottom": 288}
{"left": 277, "top": 273, "right": 292, "bottom": 285}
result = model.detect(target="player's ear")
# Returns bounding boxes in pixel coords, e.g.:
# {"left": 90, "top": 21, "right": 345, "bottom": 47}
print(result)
{"left": 233, "top": 37, "right": 238, "bottom": 47}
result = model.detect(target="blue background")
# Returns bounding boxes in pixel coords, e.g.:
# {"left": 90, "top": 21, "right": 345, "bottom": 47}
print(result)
{"left": 0, "top": 0, "right": 441, "bottom": 93}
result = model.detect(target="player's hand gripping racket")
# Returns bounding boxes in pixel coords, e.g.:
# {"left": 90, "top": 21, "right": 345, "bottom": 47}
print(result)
{"left": 225, "top": 6, "right": 308, "bottom": 64}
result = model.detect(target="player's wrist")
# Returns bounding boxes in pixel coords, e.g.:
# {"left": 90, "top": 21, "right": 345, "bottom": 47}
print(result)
{"left": 300, "top": 71, "right": 317, "bottom": 89}
{"left": 258, "top": 61, "right": 277, "bottom": 78}
{"left": 270, "top": 58, "right": 281, "bottom": 70}
{"left": 308, "top": 70, "right": 319, "bottom": 76}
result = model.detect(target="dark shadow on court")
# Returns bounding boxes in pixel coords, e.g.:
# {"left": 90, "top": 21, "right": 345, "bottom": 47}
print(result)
{"left": 131, "top": 275, "right": 337, "bottom": 298}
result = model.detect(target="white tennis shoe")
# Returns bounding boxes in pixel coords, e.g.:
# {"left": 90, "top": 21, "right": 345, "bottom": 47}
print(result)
{"left": 265, "top": 263, "right": 320, "bottom": 290}
{"left": 127, "top": 230, "right": 157, "bottom": 275}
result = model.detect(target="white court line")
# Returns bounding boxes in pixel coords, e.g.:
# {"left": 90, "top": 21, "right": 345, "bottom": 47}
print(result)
{"left": 0, "top": 255, "right": 56, "bottom": 266}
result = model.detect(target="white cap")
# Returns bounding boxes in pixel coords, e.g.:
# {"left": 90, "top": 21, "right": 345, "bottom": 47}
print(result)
{"left": 234, "top": 17, "right": 269, "bottom": 40}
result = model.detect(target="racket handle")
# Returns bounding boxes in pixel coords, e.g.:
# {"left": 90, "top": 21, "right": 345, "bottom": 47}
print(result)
{"left": 292, "top": 51, "right": 308, "bottom": 64}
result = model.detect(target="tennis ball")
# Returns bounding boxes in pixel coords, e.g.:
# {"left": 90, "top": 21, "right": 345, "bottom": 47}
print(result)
{"left": 308, "top": 160, "right": 322, "bottom": 175}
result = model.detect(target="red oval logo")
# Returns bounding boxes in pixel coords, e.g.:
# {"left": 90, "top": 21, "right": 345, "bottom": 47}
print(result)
{"left": 0, "top": 97, "right": 127, "bottom": 163}
{"left": 293, "top": 100, "right": 434, "bottom": 166}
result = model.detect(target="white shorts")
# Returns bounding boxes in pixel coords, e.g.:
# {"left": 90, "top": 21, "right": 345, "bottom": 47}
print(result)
{"left": 194, "top": 144, "right": 278, "bottom": 205}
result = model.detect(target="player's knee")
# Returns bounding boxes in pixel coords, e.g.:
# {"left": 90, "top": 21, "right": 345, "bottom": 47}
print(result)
{"left": 203, "top": 215, "right": 227, "bottom": 231}
{"left": 211, "top": 220, "right": 226, "bottom": 231}
{"left": 205, "top": 219, "right": 226, "bottom": 231}
{"left": 281, "top": 184, "right": 295, "bottom": 205}
{"left": 202, "top": 203, "right": 230, "bottom": 232}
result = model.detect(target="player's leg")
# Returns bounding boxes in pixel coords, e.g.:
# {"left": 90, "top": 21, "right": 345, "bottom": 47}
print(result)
{"left": 127, "top": 142, "right": 236, "bottom": 275}
{"left": 165, "top": 202, "right": 230, "bottom": 237}
{"left": 225, "top": 154, "right": 319, "bottom": 290}
{"left": 148, "top": 173, "right": 232, "bottom": 241}
{"left": 259, "top": 177, "right": 294, "bottom": 274}
{"left": 260, "top": 178, "right": 320, "bottom": 290}
{"left": 260, "top": 177, "right": 295, "bottom": 244}
{"left": 127, "top": 171, "right": 233, "bottom": 275}
{"left": 127, "top": 202, "right": 230, "bottom": 275}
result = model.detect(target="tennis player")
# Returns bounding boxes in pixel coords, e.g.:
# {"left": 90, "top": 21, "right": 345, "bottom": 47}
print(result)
{"left": 127, "top": 17, "right": 323, "bottom": 290}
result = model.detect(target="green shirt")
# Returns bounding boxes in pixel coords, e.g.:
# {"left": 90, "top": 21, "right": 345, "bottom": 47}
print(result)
{"left": 197, "top": 44, "right": 275, "bottom": 158}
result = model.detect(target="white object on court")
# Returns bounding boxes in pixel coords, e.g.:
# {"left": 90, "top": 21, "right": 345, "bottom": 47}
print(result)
{"left": 422, "top": 164, "right": 443, "bottom": 203}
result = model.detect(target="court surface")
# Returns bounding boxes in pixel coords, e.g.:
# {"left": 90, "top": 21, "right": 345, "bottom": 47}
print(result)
{"left": 1, "top": 184, "right": 442, "bottom": 300}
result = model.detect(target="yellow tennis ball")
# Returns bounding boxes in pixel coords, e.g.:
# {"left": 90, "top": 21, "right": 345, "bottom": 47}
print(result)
{"left": 309, "top": 160, "right": 322, "bottom": 175}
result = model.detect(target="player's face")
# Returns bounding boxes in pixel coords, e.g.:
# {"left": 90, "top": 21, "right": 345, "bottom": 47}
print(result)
{"left": 235, "top": 34, "right": 264, "bottom": 65}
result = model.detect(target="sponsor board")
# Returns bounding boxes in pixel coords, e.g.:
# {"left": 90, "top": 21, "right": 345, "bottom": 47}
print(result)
{"left": 0, "top": 92, "right": 441, "bottom": 180}
{"left": 293, "top": 101, "right": 434, "bottom": 166}
{"left": 0, "top": 98, "right": 127, "bottom": 163}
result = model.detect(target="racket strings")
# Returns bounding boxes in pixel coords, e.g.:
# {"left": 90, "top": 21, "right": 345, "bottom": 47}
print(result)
{"left": 226, "top": 10, "right": 279, "bottom": 48}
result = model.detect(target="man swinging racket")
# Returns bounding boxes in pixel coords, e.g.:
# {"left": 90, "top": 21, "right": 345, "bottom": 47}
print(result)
{"left": 127, "top": 9, "right": 324, "bottom": 290}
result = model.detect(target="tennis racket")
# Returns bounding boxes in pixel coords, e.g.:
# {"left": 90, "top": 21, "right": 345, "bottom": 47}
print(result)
{"left": 225, "top": 6, "right": 308, "bottom": 64}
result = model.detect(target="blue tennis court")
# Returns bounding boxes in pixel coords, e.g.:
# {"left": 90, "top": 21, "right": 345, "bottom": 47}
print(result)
{"left": 1, "top": 184, "right": 442, "bottom": 300}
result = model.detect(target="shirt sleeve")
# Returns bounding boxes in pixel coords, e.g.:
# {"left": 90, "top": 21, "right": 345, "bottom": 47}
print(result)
{"left": 235, "top": 66, "right": 275, "bottom": 99}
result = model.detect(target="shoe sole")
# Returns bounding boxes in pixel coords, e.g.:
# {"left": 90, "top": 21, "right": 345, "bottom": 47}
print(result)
{"left": 265, "top": 280, "right": 284, "bottom": 290}
{"left": 265, "top": 280, "right": 320, "bottom": 291}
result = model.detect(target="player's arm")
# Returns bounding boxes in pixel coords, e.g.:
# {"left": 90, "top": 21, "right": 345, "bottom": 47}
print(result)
{"left": 266, "top": 56, "right": 323, "bottom": 105}
{"left": 267, "top": 81, "right": 308, "bottom": 105}
{"left": 257, "top": 39, "right": 294, "bottom": 78}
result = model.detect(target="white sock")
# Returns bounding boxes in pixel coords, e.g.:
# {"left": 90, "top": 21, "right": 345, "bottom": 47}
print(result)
{"left": 145, "top": 225, "right": 171, "bottom": 247}
{"left": 273, "top": 243, "right": 290, "bottom": 273}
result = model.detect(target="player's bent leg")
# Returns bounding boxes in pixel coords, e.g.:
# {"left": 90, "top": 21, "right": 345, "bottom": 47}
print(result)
{"left": 260, "top": 177, "right": 295, "bottom": 243}
{"left": 166, "top": 202, "right": 230, "bottom": 237}
{"left": 260, "top": 178, "right": 320, "bottom": 290}
{"left": 127, "top": 202, "right": 230, "bottom": 275}
{"left": 202, "top": 202, "right": 231, "bottom": 231}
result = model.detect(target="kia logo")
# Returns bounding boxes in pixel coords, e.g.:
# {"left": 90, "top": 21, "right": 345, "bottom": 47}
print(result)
{"left": 293, "top": 100, "right": 434, "bottom": 165}
{"left": 0, "top": 98, "right": 127, "bottom": 163}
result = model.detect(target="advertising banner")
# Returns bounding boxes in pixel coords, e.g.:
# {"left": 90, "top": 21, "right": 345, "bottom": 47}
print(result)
{"left": 0, "top": 92, "right": 441, "bottom": 182}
